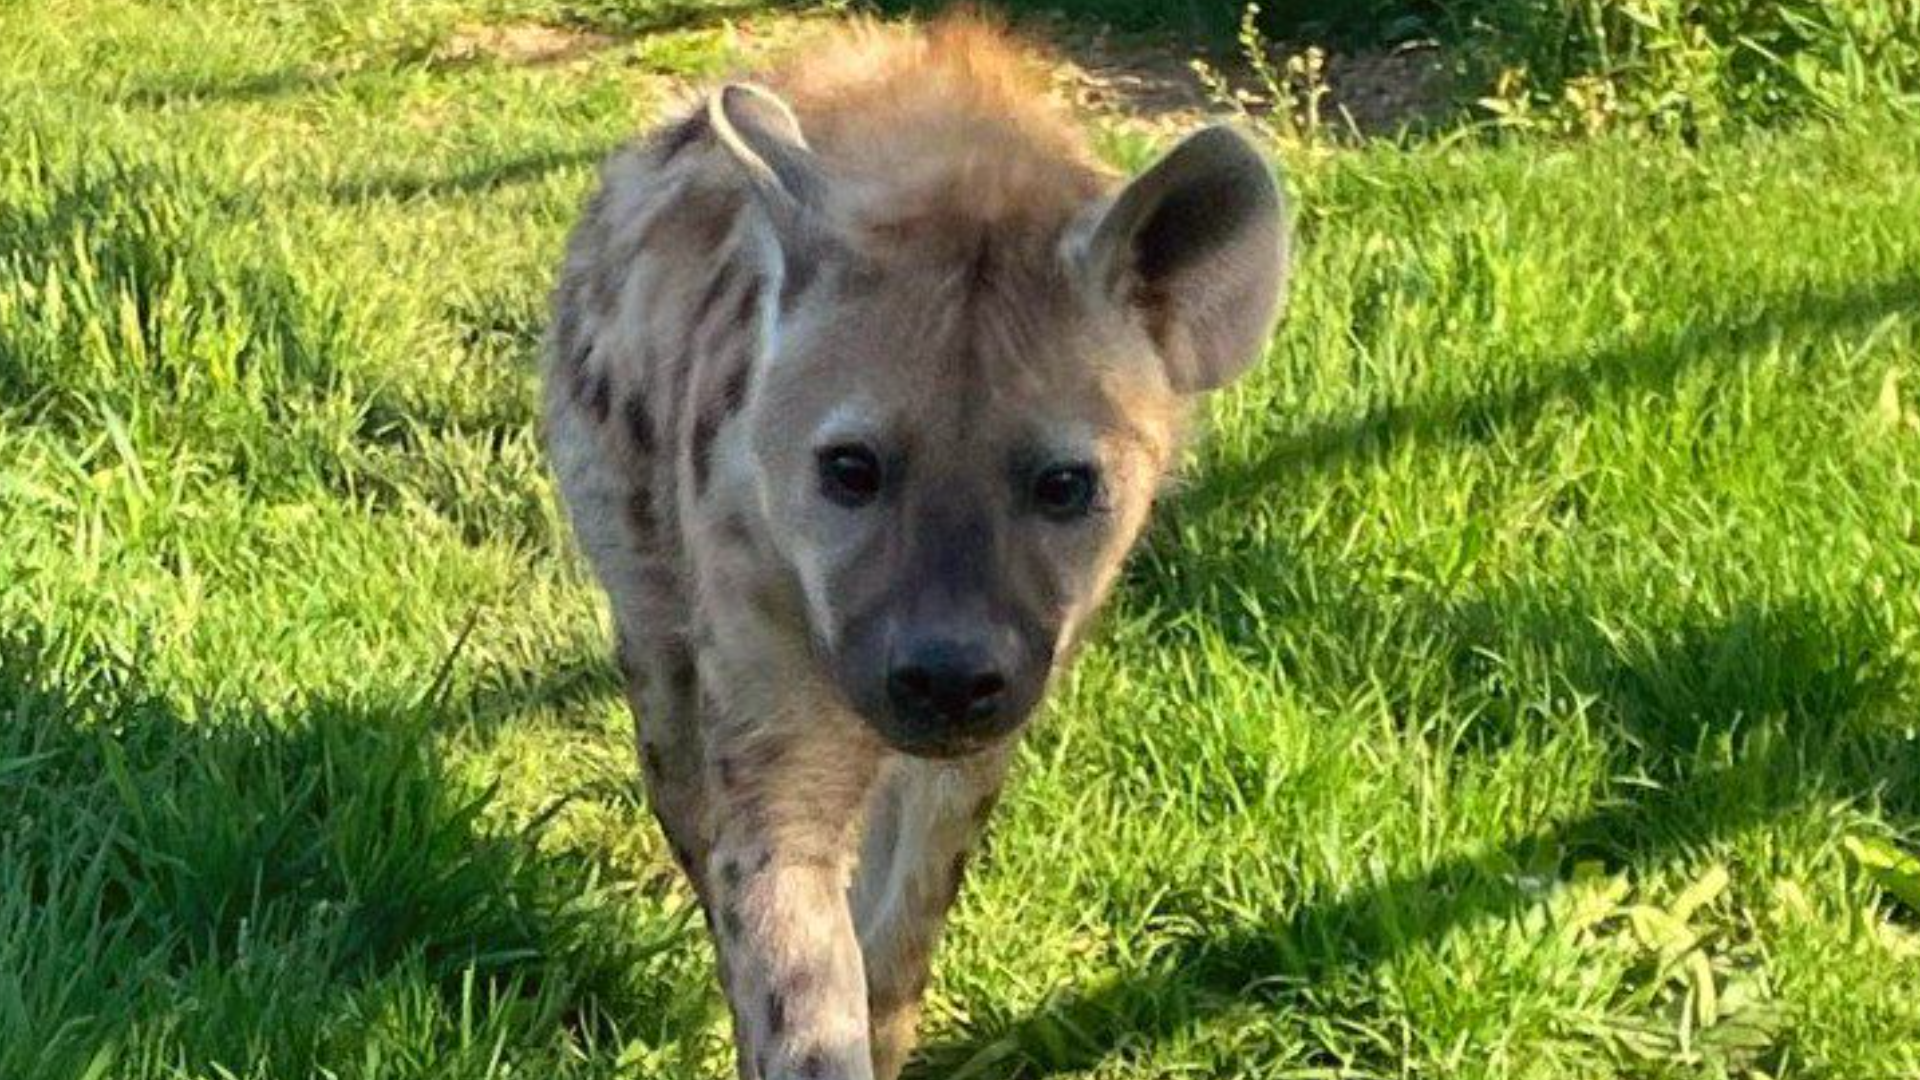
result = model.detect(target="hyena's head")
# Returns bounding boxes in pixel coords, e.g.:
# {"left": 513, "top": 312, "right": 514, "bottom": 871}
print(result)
{"left": 713, "top": 83, "right": 1290, "bottom": 758}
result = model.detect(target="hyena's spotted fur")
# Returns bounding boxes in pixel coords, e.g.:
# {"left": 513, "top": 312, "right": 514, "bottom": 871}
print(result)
{"left": 544, "top": 16, "right": 1289, "bottom": 1079}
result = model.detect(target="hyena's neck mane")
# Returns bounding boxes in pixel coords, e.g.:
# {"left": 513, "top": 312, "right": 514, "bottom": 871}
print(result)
{"left": 764, "top": 15, "right": 1109, "bottom": 255}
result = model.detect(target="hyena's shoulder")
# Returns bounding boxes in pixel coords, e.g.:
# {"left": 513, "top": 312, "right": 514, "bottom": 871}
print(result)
{"left": 547, "top": 108, "right": 750, "bottom": 438}
{"left": 544, "top": 106, "right": 766, "bottom": 553}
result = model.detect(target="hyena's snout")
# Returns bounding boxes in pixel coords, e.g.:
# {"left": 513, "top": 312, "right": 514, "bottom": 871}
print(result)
{"left": 843, "top": 602, "right": 1053, "bottom": 759}
{"left": 889, "top": 621, "right": 1029, "bottom": 725}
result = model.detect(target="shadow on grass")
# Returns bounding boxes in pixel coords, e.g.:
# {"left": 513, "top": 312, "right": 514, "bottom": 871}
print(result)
{"left": 121, "top": 68, "right": 344, "bottom": 109}
{"left": 0, "top": 633, "right": 699, "bottom": 1078}
{"left": 325, "top": 144, "right": 612, "bottom": 204}
{"left": 908, "top": 596, "right": 1918, "bottom": 1077}
{"left": 456, "top": 652, "right": 623, "bottom": 732}
{"left": 122, "top": 61, "right": 485, "bottom": 111}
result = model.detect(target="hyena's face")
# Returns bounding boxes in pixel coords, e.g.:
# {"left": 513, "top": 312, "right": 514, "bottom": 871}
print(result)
{"left": 750, "top": 260, "right": 1179, "bottom": 758}
{"left": 716, "top": 86, "right": 1290, "bottom": 758}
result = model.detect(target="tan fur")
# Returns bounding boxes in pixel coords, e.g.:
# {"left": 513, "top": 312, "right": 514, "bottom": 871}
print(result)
{"left": 771, "top": 18, "right": 1104, "bottom": 243}
{"left": 543, "top": 13, "right": 1285, "bottom": 1079}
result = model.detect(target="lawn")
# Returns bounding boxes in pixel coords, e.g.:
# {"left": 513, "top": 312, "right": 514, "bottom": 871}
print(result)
{"left": 3, "top": 1, "right": 1919, "bottom": 1078}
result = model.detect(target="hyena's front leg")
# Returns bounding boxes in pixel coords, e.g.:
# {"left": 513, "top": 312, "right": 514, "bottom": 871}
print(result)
{"left": 706, "top": 732, "right": 883, "bottom": 1080}
{"left": 619, "top": 630, "right": 712, "bottom": 897}
{"left": 852, "top": 752, "right": 1012, "bottom": 1080}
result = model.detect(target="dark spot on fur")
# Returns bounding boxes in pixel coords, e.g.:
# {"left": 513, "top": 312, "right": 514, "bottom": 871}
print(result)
{"left": 688, "top": 417, "right": 718, "bottom": 493}
{"left": 623, "top": 391, "right": 654, "bottom": 455}
{"left": 965, "top": 234, "right": 995, "bottom": 295}
{"left": 668, "top": 647, "right": 696, "bottom": 696}
{"left": 721, "top": 904, "right": 743, "bottom": 940}
{"left": 765, "top": 992, "right": 786, "bottom": 1036}
{"left": 641, "top": 742, "right": 661, "bottom": 777}
{"left": 686, "top": 420, "right": 721, "bottom": 495}
{"left": 783, "top": 967, "right": 816, "bottom": 999}
{"left": 798, "top": 1050, "right": 827, "bottom": 1077}
{"left": 778, "top": 254, "right": 821, "bottom": 311}
{"left": 721, "top": 857, "right": 742, "bottom": 890}
{"left": 746, "top": 580, "right": 788, "bottom": 623}
{"left": 717, "top": 755, "right": 739, "bottom": 789}
{"left": 579, "top": 371, "right": 611, "bottom": 423}
{"left": 734, "top": 273, "right": 761, "bottom": 327}
{"left": 672, "top": 842, "right": 696, "bottom": 874}
{"left": 870, "top": 980, "right": 909, "bottom": 1015}
{"left": 627, "top": 487, "right": 655, "bottom": 540}
{"left": 691, "top": 365, "right": 750, "bottom": 494}
{"left": 655, "top": 111, "right": 707, "bottom": 163}
{"left": 791, "top": 850, "right": 836, "bottom": 872}
{"left": 691, "top": 264, "right": 734, "bottom": 330}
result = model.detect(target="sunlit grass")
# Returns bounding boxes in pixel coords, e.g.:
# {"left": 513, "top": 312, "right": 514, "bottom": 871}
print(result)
{"left": 3, "top": 2, "right": 1918, "bottom": 1078}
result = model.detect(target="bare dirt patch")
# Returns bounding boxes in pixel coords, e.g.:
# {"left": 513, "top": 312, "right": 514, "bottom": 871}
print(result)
{"left": 1037, "top": 16, "right": 1451, "bottom": 138}
{"left": 440, "top": 22, "right": 620, "bottom": 67}
{"left": 430, "top": 12, "right": 1451, "bottom": 140}
{"left": 1318, "top": 43, "right": 1451, "bottom": 133}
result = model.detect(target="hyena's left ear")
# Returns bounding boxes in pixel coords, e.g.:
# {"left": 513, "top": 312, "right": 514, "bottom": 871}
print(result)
{"left": 1073, "top": 125, "right": 1290, "bottom": 394}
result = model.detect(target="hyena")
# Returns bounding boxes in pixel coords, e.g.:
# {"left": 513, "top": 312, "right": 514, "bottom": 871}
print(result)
{"left": 543, "top": 15, "right": 1289, "bottom": 1079}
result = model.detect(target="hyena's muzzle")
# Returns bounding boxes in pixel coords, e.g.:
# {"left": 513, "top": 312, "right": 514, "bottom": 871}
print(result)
{"left": 827, "top": 495, "right": 1058, "bottom": 759}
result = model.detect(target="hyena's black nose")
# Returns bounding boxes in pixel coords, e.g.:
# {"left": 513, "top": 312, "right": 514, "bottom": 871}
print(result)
{"left": 887, "top": 641, "right": 1007, "bottom": 728}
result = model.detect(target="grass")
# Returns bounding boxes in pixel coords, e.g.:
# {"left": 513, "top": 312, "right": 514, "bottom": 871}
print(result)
{"left": 3, "top": 1, "right": 1920, "bottom": 1077}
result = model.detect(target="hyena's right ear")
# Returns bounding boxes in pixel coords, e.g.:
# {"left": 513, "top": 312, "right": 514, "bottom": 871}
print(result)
{"left": 709, "top": 83, "right": 834, "bottom": 263}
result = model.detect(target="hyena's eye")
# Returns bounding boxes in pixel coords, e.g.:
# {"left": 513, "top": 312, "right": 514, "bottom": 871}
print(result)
{"left": 818, "top": 444, "right": 884, "bottom": 508}
{"left": 1031, "top": 464, "right": 1098, "bottom": 520}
